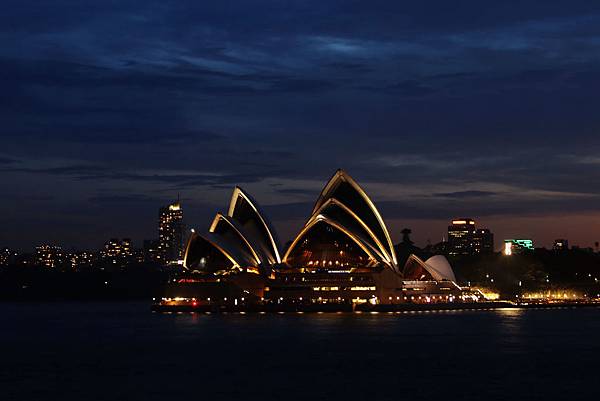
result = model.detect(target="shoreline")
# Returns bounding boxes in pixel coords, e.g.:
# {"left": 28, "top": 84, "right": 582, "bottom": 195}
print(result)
{"left": 151, "top": 301, "right": 600, "bottom": 314}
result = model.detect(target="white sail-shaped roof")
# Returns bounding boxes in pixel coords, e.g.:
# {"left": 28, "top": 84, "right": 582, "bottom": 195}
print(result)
{"left": 402, "top": 254, "right": 456, "bottom": 282}
{"left": 209, "top": 213, "right": 261, "bottom": 267}
{"left": 228, "top": 186, "right": 281, "bottom": 265}
{"left": 282, "top": 215, "right": 382, "bottom": 267}
{"left": 183, "top": 169, "right": 402, "bottom": 275}
{"left": 183, "top": 231, "right": 239, "bottom": 271}
{"left": 424, "top": 255, "right": 456, "bottom": 282}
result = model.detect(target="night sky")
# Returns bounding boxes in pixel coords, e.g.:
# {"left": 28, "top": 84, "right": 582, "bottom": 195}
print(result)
{"left": 2, "top": 1, "right": 600, "bottom": 251}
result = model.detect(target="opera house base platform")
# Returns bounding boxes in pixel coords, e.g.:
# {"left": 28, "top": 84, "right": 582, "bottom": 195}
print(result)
{"left": 152, "top": 268, "right": 495, "bottom": 313}
{"left": 151, "top": 300, "right": 518, "bottom": 314}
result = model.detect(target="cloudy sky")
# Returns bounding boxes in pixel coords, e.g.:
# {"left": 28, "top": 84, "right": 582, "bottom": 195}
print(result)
{"left": 2, "top": 1, "right": 600, "bottom": 250}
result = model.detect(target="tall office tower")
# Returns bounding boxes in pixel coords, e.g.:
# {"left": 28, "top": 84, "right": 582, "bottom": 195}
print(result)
{"left": 447, "top": 219, "right": 476, "bottom": 256}
{"left": 448, "top": 219, "right": 494, "bottom": 256}
{"left": 472, "top": 228, "right": 494, "bottom": 254}
{"left": 158, "top": 201, "right": 185, "bottom": 264}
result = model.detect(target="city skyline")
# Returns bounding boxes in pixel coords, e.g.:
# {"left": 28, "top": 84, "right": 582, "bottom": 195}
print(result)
{"left": 2, "top": 1, "right": 600, "bottom": 250}
{"left": 2, "top": 185, "right": 597, "bottom": 253}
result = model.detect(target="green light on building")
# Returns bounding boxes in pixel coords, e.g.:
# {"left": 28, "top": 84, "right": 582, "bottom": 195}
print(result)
{"left": 503, "top": 239, "right": 534, "bottom": 255}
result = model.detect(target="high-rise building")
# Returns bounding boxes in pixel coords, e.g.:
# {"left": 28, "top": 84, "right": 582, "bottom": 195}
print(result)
{"left": 503, "top": 239, "right": 534, "bottom": 256}
{"left": 101, "top": 238, "right": 133, "bottom": 267}
{"left": 472, "top": 228, "right": 494, "bottom": 255}
{"left": 158, "top": 201, "right": 184, "bottom": 264}
{"left": 35, "top": 245, "right": 65, "bottom": 268}
{"left": 448, "top": 219, "right": 494, "bottom": 256}
{"left": 553, "top": 239, "right": 569, "bottom": 251}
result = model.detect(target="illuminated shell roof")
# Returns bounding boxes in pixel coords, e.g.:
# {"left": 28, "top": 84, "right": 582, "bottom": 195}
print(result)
{"left": 184, "top": 170, "right": 400, "bottom": 274}
{"left": 312, "top": 170, "right": 397, "bottom": 266}
{"left": 183, "top": 231, "right": 238, "bottom": 271}
{"left": 284, "top": 169, "right": 398, "bottom": 271}
{"left": 228, "top": 186, "right": 281, "bottom": 265}
{"left": 283, "top": 215, "right": 383, "bottom": 267}
{"left": 184, "top": 187, "right": 281, "bottom": 271}
{"left": 423, "top": 255, "right": 456, "bottom": 282}
{"left": 402, "top": 254, "right": 456, "bottom": 282}
{"left": 209, "top": 213, "right": 260, "bottom": 267}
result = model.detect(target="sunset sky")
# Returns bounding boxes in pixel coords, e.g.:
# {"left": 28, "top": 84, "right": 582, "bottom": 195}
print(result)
{"left": 2, "top": 1, "right": 600, "bottom": 250}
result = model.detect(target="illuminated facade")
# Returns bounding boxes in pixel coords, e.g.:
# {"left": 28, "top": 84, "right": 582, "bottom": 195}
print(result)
{"left": 184, "top": 186, "right": 281, "bottom": 273}
{"left": 177, "top": 170, "right": 469, "bottom": 307}
{"left": 35, "top": 245, "right": 65, "bottom": 269}
{"left": 283, "top": 170, "right": 397, "bottom": 271}
{"left": 158, "top": 201, "right": 185, "bottom": 264}
{"left": 503, "top": 239, "right": 534, "bottom": 256}
{"left": 448, "top": 219, "right": 494, "bottom": 256}
{"left": 101, "top": 238, "right": 133, "bottom": 267}
{"left": 448, "top": 219, "right": 476, "bottom": 256}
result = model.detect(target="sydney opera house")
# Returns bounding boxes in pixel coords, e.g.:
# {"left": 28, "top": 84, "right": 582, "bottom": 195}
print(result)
{"left": 161, "top": 170, "right": 480, "bottom": 310}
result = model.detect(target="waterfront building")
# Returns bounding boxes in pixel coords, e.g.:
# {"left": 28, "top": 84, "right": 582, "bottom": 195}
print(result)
{"left": 158, "top": 201, "right": 185, "bottom": 264}
{"left": 503, "top": 239, "right": 534, "bottom": 256}
{"left": 172, "top": 170, "right": 478, "bottom": 307}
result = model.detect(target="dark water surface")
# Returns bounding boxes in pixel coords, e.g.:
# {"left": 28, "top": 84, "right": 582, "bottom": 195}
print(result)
{"left": 1, "top": 303, "right": 599, "bottom": 401}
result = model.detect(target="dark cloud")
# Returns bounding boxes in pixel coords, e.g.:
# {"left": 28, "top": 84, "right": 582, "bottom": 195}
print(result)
{"left": 434, "top": 191, "right": 498, "bottom": 199}
{"left": 274, "top": 188, "right": 319, "bottom": 197}
{"left": 1, "top": 1, "right": 600, "bottom": 249}
{"left": 88, "top": 194, "right": 164, "bottom": 204}
{"left": 0, "top": 157, "right": 17, "bottom": 164}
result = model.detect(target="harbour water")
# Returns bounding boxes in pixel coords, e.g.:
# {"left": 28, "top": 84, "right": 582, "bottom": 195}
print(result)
{"left": 1, "top": 302, "right": 599, "bottom": 400}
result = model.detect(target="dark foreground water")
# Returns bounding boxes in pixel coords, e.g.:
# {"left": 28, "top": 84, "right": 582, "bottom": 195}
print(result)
{"left": 1, "top": 303, "right": 599, "bottom": 401}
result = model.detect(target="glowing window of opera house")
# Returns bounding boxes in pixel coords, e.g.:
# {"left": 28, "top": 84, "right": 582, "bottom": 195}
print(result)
{"left": 283, "top": 222, "right": 373, "bottom": 269}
